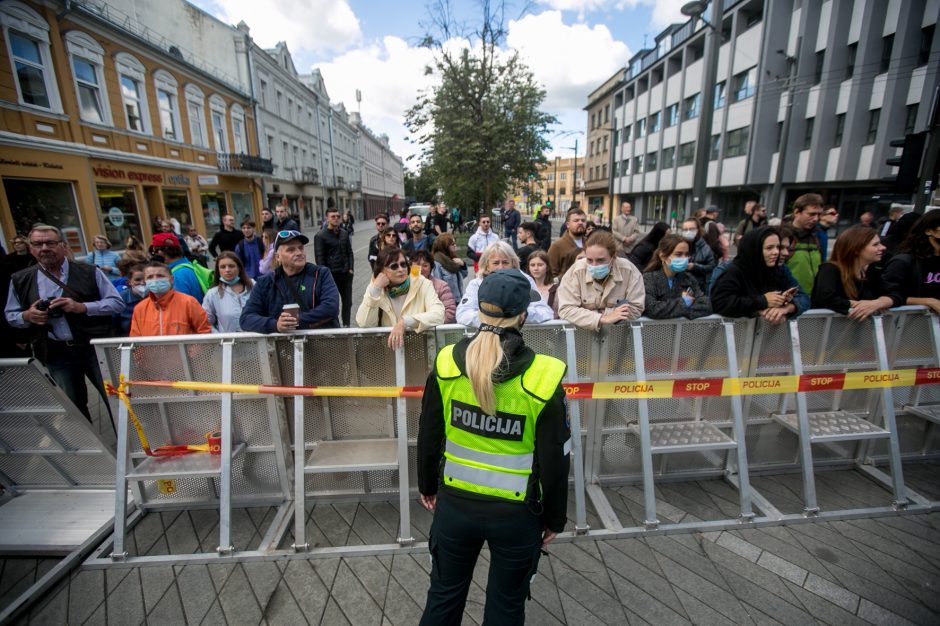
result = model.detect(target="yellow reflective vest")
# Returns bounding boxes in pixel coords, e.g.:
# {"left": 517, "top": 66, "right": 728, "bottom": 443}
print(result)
{"left": 435, "top": 344, "right": 566, "bottom": 502}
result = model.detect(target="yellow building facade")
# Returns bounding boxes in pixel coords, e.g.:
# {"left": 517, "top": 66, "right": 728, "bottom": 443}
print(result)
{"left": 0, "top": 0, "right": 269, "bottom": 255}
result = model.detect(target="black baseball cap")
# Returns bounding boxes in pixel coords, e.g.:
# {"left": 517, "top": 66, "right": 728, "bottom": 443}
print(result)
{"left": 478, "top": 269, "right": 539, "bottom": 318}
{"left": 274, "top": 229, "right": 309, "bottom": 249}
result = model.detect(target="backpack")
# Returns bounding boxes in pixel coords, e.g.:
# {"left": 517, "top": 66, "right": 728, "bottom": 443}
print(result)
{"left": 171, "top": 260, "right": 213, "bottom": 294}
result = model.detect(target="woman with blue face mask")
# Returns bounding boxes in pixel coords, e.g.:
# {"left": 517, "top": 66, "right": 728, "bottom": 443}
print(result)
{"left": 202, "top": 251, "right": 254, "bottom": 333}
{"left": 642, "top": 234, "right": 712, "bottom": 319}
{"left": 557, "top": 230, "right": 645, "bottom": 330}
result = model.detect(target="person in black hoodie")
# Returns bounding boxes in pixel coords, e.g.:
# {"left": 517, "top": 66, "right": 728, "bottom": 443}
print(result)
{"left": 417, "top": 269, "right": 569, "bottom": 625}
{"left": 882, "top": 210, "right": 940, "bottom": 316}
{"left": 711, "top": 226, "right": 806, "bottom": 324}
{"left": 314, "top": 206, "right": 354, "bottom": 326}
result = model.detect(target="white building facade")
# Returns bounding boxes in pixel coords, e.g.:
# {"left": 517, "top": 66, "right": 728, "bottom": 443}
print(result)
{"left": 351, "top": 112, "right": 405, "bottom": 219}
{"left": 608, "top": 0, "right": 939, "bottom": 224}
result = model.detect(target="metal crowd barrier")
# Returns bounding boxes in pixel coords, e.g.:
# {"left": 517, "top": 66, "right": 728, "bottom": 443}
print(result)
{"left": 71, "top": 309, "right": 940, "bottom": 567}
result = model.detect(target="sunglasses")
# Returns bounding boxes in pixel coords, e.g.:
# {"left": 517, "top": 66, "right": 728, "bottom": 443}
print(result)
{"left": 386, "top": 261, "right": 409, "bottom": 270}
{"left": 376, "top": 221, "right": 388, "bottom": 226}
{"left": 275, "top": 230, "right": 303, "bottom": 246}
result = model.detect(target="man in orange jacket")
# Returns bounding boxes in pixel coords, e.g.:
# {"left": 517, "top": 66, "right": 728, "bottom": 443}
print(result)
{"left": 130, "top": 261, "right": 211, "bottom": 337}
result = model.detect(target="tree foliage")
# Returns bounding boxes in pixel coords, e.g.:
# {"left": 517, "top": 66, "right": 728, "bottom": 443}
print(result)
{"left": 404, "top": 166, "right": 438, "bottom": 203}
{"left": 405, "top": 0, "right": 555, "bottom": 215}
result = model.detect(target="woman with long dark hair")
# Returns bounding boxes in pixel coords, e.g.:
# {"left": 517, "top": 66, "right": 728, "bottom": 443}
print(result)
{"left": 642, "top": 234, "right": 711, "bottom": 319}
{"left": 202, "top": 251, "right": 254, "bottom": 332}
{"left": 883, "top": 210, "right": 940, "bottom": 315}
{"left": 711, "top": 226, "right": 806, "bottom": 324}
{"left": 627, "top": 221, "right": 670, "bottom": 270}
{"left": 430, "top": 232, "right": 467, "bottom": 301}
{"left": 812, "top": 225, "right": 901, "bottom": 320}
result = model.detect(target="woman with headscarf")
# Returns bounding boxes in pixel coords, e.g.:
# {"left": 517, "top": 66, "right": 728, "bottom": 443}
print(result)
{"left": 711, "top": 226, "right": 807, "bottom": 324}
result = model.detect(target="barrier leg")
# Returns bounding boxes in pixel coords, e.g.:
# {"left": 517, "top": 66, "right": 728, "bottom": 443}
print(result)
{"left": 217, "top": 339, "right": 235, "bottom": 555}
{"left": 564, "top": 328, "right": 589, "bottom": 534}
{"left": 110, "top": 345, "right": 133, "bottom": 561}
{"left": 788, "top": 319, "right": 819, "bottom": 515}
{"left": 872, "top": 317, "right": 908, "bottom": 509}
{"left": 631, "top": 323, "right": 659, "bottom": 529}
{"left": 394, "top": 347, "right": 413, "bottom": 546}
{"left": 291, "top": 338, "right": 308, "bottom": 552}
{"left": 723, "top": 321, "right": 755, "bottom": 520}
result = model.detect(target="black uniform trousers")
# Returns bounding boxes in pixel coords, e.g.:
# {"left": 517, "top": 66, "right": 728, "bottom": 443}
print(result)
{"left": 331, "top": 271, "right": 353, "bottom": 327}
{"left": 420, "top": 491, "right": 542, "bottom": 626}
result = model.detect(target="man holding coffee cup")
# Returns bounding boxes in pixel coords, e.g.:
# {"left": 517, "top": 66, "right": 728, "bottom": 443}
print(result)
{"left": 240, "top": 230, "right": 340, "bottom": 333}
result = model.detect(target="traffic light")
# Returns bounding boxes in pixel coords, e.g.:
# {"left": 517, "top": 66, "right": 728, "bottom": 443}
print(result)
{"left": 545, "top": 199, "right": 553, "bottom": 208}
{"left": 885, "top": 132, "right": 927, "bottom": 193}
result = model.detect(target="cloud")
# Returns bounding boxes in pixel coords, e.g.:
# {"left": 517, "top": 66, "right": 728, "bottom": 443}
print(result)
{"left": 507, "top": 11, "right": 630, "bottom": 113}
{"left": 538, "top": 0, "right": 690, "bottom": 30}
{"left": 200, "top": 0, "right": 362, "bottom": 54}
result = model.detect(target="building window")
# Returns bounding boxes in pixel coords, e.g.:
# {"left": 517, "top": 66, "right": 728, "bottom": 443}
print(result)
{"left": 621, "top": 159, "right": 630, "bottom": 175}
{"left": 633, "top": 155, "right": 643, "bottom": 174}
{"left": 904, "top": 104, "right": 918, "bottom": 135}
{"left": 683, "top": 93, "right": 700, "bottom": 120}
{"left": 880, "top": 35, "right": 894, "bottom": 74}
{"left": 713, "top": 81, "right": 726, "bottom": 109}
{"left": 115, "top": 53, "right": 150, "bottom": 134}
{"left": 776, "top": 121, "right": 784, "bottom": 151}
{"left": 709, "top": 134, "right": 721, "bottom": 161}
{"left": 662, "top": 146, "right": 675, "bottom": 168}
{"left": 259, "top": 79, "right": 267, "bottom": 108}
{"left": 636, "top": 118, "right": 646, "bottom": 138}
{"left": 4, "top": 178, "right": 85, "bottom": 252}
{"left": 623, "top": 124, "right": 631, "bottom": 143}
{"left": 153, "top": 70, "right": 180, "bottom": 141}
{"left": 803, "top": 117, "right": 814, "bottom": 150}
{"left": 603, "top": 135, "right": 608, "bottom": 152}
{"left": 589, "top": 140, "right": 595, "bottom": 156}
{"left": 845, "top": 43, "right": 857, "bottom": 80}
{"left": 602, "top": 163, "right": 607, "bottom": 178}
{"left": 604, "top": 104, "right": 609, "bottom": 123}
{"left": 679, "top": 141, "right": 694, "bottom": 166}
{"left": 65, "top": 32, "right": 110, "bottom": 124}
{"left": 834, "top": 113, "right": 845, "bottom": 147}
{"left": 231, "top": 104, "right": 246, "bottom": 154}
{"left": 725, "top": 127, "right": 749, "bottom": 157}
{"left": 1, "top": 3, "right": 60, "bottom": 111}
{"left": 866, "top": 109, "right": 880, "bottom": 145}
{"left": 813, "top": 51, "right": 825, "bottom": 85}
{"left": 185, "top": 84, "right": 208, "bottom": 147}
{"left": 649, "top": 112, "right": 661, "bottom": 134}
{"left": 665, "top": 103, "right": 679, "bottom": 127}
{"left": 919, "top": 25, "right": 935, "bottom": 67}
{"left": 591, "top": 112, "right": 596, "bottom": 129}
{"left": 646, "top": 152, "right": 657, "bottom": 172}
{"left": 96, "top": 186, "right": 143, "bottom": 248}
{"left": 732, "top": 68, "right": 755, "bottom": 102}
{"left": 209, "top": 95, "right": 228, "bottom": 152}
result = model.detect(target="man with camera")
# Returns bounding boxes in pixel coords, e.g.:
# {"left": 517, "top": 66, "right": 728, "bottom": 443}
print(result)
{"left": 5, "top": 224, "right": 123, "bottom": 421}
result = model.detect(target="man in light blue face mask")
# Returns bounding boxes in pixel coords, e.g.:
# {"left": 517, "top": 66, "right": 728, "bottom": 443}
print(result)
{"left": 129, "top": 262, "right": 210, "bottom": 337}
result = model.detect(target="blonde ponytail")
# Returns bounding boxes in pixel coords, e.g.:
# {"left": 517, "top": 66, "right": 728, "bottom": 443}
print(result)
{"left": 465, "top": 311, "right": 524, "bottom": 414}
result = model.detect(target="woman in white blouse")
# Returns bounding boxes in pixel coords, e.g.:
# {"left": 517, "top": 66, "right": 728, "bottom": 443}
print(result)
{"left": 203, "top": 251, "right": 253, "bottom": 333}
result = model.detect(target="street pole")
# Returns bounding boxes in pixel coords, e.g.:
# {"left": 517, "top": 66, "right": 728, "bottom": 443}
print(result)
{"left": 915, "top": 86, "right": 940, "bottom": 212}
{"left": 770, "top": 41, "right": 800, "bottom": 218}
{"left": 553, "top": 156, "right": 559, "bottom": 215}
{"left": 689, "top": 0, "right": 723, "bottom": 218}
{"left": 607, "top": 122, "right": 617, "bottom": 227}
{"left": 573, "top": 138, "right": 579, "bottom": 209}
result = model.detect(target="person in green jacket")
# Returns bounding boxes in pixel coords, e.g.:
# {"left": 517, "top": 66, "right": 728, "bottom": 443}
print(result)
{"left": 785, "top": 193, "right": 824, "bottom": 294}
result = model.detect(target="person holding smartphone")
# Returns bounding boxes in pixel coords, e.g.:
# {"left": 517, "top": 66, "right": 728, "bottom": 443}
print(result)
{"left": 641, "top": 234, "right": 712, "bottom": 320}
{"left": 711, "top": 227, "right": 807, "bottom": 324}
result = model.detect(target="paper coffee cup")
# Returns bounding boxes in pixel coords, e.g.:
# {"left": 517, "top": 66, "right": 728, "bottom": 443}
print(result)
{"left": 282, "top": 303, "right": 300, "bottom": 321}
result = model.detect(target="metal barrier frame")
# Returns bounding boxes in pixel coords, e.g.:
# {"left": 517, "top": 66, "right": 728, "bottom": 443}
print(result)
{"left": 73, "top": 311, "right": 940, "bottom": 569}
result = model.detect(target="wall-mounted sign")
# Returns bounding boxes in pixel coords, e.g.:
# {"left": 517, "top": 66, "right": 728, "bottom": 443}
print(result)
{"left": 107, "top": 207, "right": 125, "bottom": 227}
{"left": 167, "top": 175, "right": 191, "bottom": 186}
{"left": 92, "top": 166, "right": 163, "bottom": 183}
{"left": 0, "top": 158, "right": 63, "bottom": 170}
{"left": 198, "top": 175, "right": 219, "bottom": 186}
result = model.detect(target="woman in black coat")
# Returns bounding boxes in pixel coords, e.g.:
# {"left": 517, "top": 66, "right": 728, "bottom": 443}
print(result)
{"left": 627, "top": 221, "right": 669, "bottom": 270}
{"left": 642, "top": 234, "right": 711, "bottom": 319}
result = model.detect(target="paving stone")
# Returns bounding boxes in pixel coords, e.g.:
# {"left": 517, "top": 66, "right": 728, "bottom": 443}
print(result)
{"left": 67, "top": 569, "right": 104, "bottom": 625}
{"left": 360, "top": 501, "right": 402, "bottom": 539}
{"left": 716, "top": 532, "right": 762, "bottom": 562}
{"left": 857, "top": 598, "right": 918, "bottom": 626}
{"left": 602, "top": 540, "right": 684, "bottom": 613}
{"left": 602, "top": 538, "right": 664, "bottom": 576}
{"left": 345, "top": 556, "right": 391, "bottom": 608}
{"left": 105, "top": 564, "right": 133, "bottom": 593}
{"left": 218, "top": 563, "right": 263, "bottom": 626}
{"left": 825, "top": 560, "right": 940, "bottom": 625}
{"left": 207, "top": 563, "right": 237, "bottom": 593}
{"left": 282, "top": 559, "right": 329, "bottom": 622}
{"left": 242, "top": 561, "right": 282, "bottom": 610}
{"left": 139, "top": 566, "right": 176, "bottom": 612}
{"left": 781, "top": 580, "right": 868, "bottom": 626}
{"left": 320, "top": 598, "right": 352, "bottom": 625}
{"left": 529, "top": 559, "right": 564, "bottom": 618}
{"left": 838, "top": 519, "right": 940, "bottom": 575}
{"left": 555, "top": 588, "right": 607, "bottom": 625}
{"left": 0, "top": 559, "right": 36, "bottom": 593}
{"left": 130, "top": 513, "right": 165, "bottom": 556}
{"left": 756, "top": 552, "right": 807, "bottom": 586}
{"left": 175, "top": 564, "right": 216, "bottom": 624}
{"left": 608, "top": 569, "right": 691, "bottom": 625}
{"left": 164, "top": 510, "right": 201, "bottom": 555}
{"left": 25, "top": 579, "right": 68, "bottom": 625}
{"left": 329, "top": 560, "right": 384, "bottom": 624}
{"left": 147, "top": 585, "right": 186, "bottom": 624}
{"left": 389, "top": 555, "right": 430, "bottom": 607}
{"left": 310, "top": 557, "right": 341, "bottom": 589}
{"left": 308, "top": 505, "right": 352, "bottom": 547}
{"left": 645, "top": 536, "right": 730, "bottom": 591}
{"left": 548, "top": 542, "right": 617, "bottom": 596}
{"left": 653, "top": 552, "right": 754, "bottom": 625}
{"left": 82, "top": 598, "right": 106, "bottom": 626}
{"left": 199, "top": 599, "right": 227, "bottom": 626}
{"left": 261, "top": 579, "right": 306, "bottom": 625}
{"left": 379, "top": 567, "right": 425, "bottom": 626}
{"left": 189, "top": 509, "right": 220, "bottom": 543}
{"left": 523, "top": 598, "right": 566, "bottom": 626}
{"left": 700, "top": 540, "right": 802, "bottom": 608}
{"left": 348, "top": 506, "right": 396, "bottom": 545}
{"left": 803, "top": 572, "right": 859, "bottom": 613}
{"left": 550, "top": 557, "right": 626, "bottom": 624}
{"left": 673, "top": 587, "right": 748, "bottom": 626}
{"left": 718, "top": 569, "right": 813, "bottom": 626}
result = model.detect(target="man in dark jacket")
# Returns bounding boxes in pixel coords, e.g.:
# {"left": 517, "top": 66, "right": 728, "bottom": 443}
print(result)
{"left": 208, "top": 214, "right": 244, "bottom": 257}
{"left": 368, "top": 213, "right": 390, "bottom": 270}
{"left": 274, "top": 205, "right": 300, "bottom": 231}
{"left": 502, "top": 199, "right": 521, "bottom": 249}
{"left": 240, "top": 230, "right": 339, "bottom": 332}
{"left": 314, "top": 207, "right": 354, "bottom": 326}
{"left": 534, "top": 204, "right": 552, "bottom": 251}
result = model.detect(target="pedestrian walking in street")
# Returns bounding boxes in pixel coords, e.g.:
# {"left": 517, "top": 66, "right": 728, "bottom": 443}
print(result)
{"left": 314, "top": 207, "right": 355, "bottom": 327}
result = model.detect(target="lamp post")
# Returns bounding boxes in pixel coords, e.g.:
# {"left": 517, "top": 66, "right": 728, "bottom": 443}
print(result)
{"left": 681, "top": 0, "right": 724, "bottom": 218}
{"left": 554, "top": 129, "right": 585, "bottom": 212}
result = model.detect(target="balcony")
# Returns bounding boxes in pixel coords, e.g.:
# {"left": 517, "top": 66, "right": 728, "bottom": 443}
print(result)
{"left": 299, "top": 167, "right": 320, "bottom": 185}
{"left": 336, "top": 176, "right": 345, "bottom": 188}
{"left": 346, "top": 180, "right": 361, "bottom": 192}
{"left": 217, "top": 153, "right": 274, "bottom": 175}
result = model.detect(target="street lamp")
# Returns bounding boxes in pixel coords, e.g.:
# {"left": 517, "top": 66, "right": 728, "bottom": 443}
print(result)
{"left": 681, "top": 0, "right": 724, "bottom": 218}
{"left": 554, "top": 130, "right": 584, "bottom": 212}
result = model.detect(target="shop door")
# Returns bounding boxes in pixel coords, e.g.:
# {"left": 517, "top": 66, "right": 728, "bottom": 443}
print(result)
{"left": 200, "top": 192, "right": 227, "bottom": 232}
{"left": 97, "top": 185, "right": 144, "bottom": 249}
{"left": 162, "top": 189, "right": 193, "bottom": 234}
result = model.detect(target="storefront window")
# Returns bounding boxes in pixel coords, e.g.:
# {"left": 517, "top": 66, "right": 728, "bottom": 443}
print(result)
{"left": 230, "top": 192, "right": 253, "bottom": 222}
{"left": 2, "top": 178, "right": 85, "bottom": 253}
{"left": 200, "top": 192, "right": 226, "bottom": 229}
{"left": 162, "top": 189, "right": 192, "bottom": 231}
{"left": 96, "top": 185, "right": 142, "bottom": 249}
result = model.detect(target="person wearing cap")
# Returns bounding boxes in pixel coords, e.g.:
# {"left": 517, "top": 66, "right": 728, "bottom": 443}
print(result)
{"left": 417, "top": 268, "right": 570, "bottom": 625}
{"left": 150, "top": 233, "right": 204, "bottom": 303}
{"left": 240, "top": 230, "right": 340, "bottom": 333}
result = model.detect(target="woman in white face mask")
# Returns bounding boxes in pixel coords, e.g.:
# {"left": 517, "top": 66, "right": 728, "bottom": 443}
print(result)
{"left": 680, "top": 219, "right": 717, "bottom": 292}
{"left": 642, "top": 234, "right": 712, "bottom": 319}
{"left": 557, "top": 230, "right": 645, "bottom": 330}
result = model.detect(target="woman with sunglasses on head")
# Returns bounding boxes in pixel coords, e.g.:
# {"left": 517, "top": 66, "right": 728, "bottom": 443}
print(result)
{"left": 203, "top": 251, "right": 254, "bottom": 332}
{"left": 356, "top": 247, "right": 445, "bottom": 349}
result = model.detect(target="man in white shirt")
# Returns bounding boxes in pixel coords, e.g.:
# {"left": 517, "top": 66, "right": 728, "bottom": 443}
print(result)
{"left": 467, "top": 215, "right": 500, "bottom": 271}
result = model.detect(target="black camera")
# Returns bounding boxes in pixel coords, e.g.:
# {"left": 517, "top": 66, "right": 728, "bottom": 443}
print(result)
{"left": 35, "top": 297, "right": 64, "bottom": 318}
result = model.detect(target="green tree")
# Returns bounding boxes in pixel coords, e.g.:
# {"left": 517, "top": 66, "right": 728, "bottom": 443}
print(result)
{"left": 406, "top": 0, "right": 555, "bottom": 215}
{"left": 404, "top": 166, "right": 438, "bottom": 203}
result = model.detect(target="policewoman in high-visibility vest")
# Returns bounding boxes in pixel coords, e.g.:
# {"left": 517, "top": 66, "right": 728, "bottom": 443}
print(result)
{"left": 417, "top": 268, "right": 571, "bottom": 625}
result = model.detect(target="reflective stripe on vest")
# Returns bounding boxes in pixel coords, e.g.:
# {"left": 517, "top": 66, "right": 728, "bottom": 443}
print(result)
{"left": 436, "top": 343, "right": 566, "bottom": 502}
